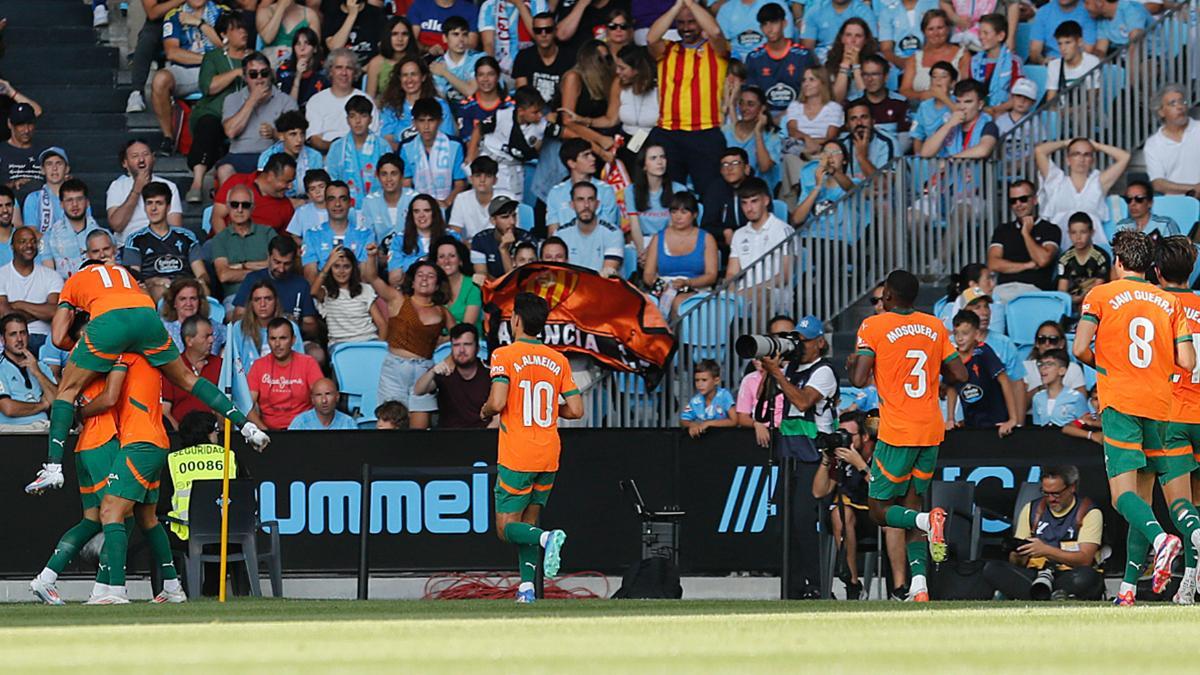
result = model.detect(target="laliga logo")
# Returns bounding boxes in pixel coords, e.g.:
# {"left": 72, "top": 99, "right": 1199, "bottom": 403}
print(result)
{"left": 520, "top": 267, "right": 580, "bottom": 311}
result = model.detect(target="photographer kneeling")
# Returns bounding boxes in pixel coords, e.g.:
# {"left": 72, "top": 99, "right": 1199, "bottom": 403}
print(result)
{"left": 983, "top": 466, "right": 1104, "bottom": 601}
{"left": 752, "top": 315, "right": 839, "bottom": 599}
{"left": 812, "top": 410, "right": 873, "bottom": 600}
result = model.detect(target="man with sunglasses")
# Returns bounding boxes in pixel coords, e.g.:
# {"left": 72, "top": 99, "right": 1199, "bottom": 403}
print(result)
{"left": 1113, "top": 179, "right": 1181, "bottom": 238}
{"left": 554, "top": 0, "right": 623, "bottom": 64}
{"left": 513, "top": 13, "right": 571, "bottom": 104}
{"left": 211, "top": 184, "right": 274, "bottom": 298}
{"left": 214, "top": 52, "right": 298, "bottom": 188}
{"left": 211, "top": 152, "right": 297, "bottom": 234}
{"left": 987, "top": 179, "right": 1061, "bottom": 304}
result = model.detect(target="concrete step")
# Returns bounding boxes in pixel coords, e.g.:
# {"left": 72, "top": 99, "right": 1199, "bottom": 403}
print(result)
{"left": 6, "top": 68, "right": 117, "bottom": 86}
{"left": 38, "top": 112, "right": 127, "bottom": 131}
{"left": 3, "top": 25, "right": 98, "bottom": 45}
{"left": 21, "top": 85, "right": 128, "bottom": 113}
{"left": 0, "top": 0, "right": 90, "bottom": 26}
{"left": 7, "top": 46, "right": 119, "bottom": 69}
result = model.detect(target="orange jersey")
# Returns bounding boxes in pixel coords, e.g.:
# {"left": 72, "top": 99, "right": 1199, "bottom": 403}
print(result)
{"left": 855, "top": 309, "right": 958, "bottom": 447}
{"left": 59, "top": 263, "right": 154, "bottom": 318}
{"left": 76, "top": 370, "right": 121, "bottom": 452}
{"left": 1081, "top": 278, "right": 1189, "bottom": 420}
{"left": 114, "top": 353, "right": 168, "bottom": 448}
{"left": 489, "top": 339, "right": 579, "bottom": 472}
{"left": 1168, "top": 288, "right": 1200, "bottom": 423}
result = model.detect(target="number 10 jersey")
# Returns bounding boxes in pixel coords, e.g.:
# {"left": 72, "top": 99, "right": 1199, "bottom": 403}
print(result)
{"left": 855, "top": 309, "right": 958, "bottom": 447}
{"left": 490, "top": 338, "right": 579, "bottom": 472}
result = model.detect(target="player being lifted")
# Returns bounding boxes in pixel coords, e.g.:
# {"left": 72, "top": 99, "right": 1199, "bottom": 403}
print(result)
{"left": 849, "top": 270, "right": 968, "bottom": 602}
{"left": 1154, "top": 235, "right": 1200, "bottom": 605}
{"left": 481, "top": 293, "right": 583, "bottom": 604}
{"left": 1073, "top": 230, "right": 1196, "bottom": 606}
{"left": 24, "top": 259, "right": 267, "bottom": 494}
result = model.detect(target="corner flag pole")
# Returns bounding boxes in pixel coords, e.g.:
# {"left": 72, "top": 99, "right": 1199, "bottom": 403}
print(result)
{"left": 218, "top": 417, "right": 232, "bottom": 603}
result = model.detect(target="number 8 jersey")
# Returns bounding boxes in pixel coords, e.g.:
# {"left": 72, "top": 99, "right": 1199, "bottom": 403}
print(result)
{"left": 489, "top": 339, "right": 579, "bottom": 472}
{"left": 855, "top": 309, "right": 958, "bottom": 447}
{"left": 1081, "top": 278, "right": 1189, "bottom": 420}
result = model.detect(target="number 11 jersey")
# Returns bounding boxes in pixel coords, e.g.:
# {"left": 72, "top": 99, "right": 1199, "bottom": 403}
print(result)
{"left": 490, "top": 339, "right": 579, "bottom": 472}
{"left": 1082, "top": 277, "right": 1189, "bottom": 420}
{"left": 856, "top": 309, "right": 958, "bottom": 447}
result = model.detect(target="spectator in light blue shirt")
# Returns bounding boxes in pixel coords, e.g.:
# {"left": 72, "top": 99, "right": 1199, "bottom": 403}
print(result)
{"left": 910, "top": 61, "right": 957, "bottom": 155}
{"left": 1031, "top": 350, "right": 1090, "bottom": 426}
{"left": 681, "top": 359, "right": 737, "bottom": 438}
{"left": 876, "top": 0, "right": 940, "bottom": 61}
{"left": 359, "top": 153, "right": 417, "bottom": 241}
{"left": 257, "top": 111, "right": 325, "bottom": 200}
{"left": 0, "top": 186, "right": 16, "bottom": 268}
{"left": 301, "top": 181, "right": 376, "bottom": 279}
{"left": 40, "top": 178, "right": 102, "bottom": 281}
{"left": 1113, "top": 179, "right": 1181, "bottom": 237}
{"left": 717, "top": 0, "right": 797, "bottom": 62}
{"left": 1029, "top": 0, "right": 1098, "bottom": 63}
{"left": 288, "top": 378, "right": 358, "bottom": 430}
{"left": 546, "top": 138, "right": 619, "bottom": 233}
{"left": 554, "top": 182, "right": 624, "bottom": 275}
{"left": 0, "top": 314, "right": 56, "bottom": 430}
{"left": 800, "top": 0, "right": 878, "bottom": 61}
{"left": 285, "top": 169, "right": 331, "bottom": 240}
{"left": 1085, "top": 0, "right": 1151, "bottom": 53}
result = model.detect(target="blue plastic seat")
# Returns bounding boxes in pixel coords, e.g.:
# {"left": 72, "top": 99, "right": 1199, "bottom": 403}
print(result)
{"left": 207, "top": 297, "right": 225, "bottom": 325}
{"left": 1014, "top": 22, "right": 1033, "bottom": 61}
{"left": 331, "top": 341, "right": 389, "bottom": 423}
{"left": 677, "top": 292, "right": 742, "bottom": 360}
{"left": 1021, "top": 64, "right": 1048, "bottom": 105}
{"left": 772, "top": 199, "right": 789, "bottom": 222}
{"left": 1004, "top": 292, "right": 1073, "bottom": 347}
{"left": 622, "top": 243, "right": 637, "bottom": 280}
{"left": 518, "top": 203, "right": 535, "bottom": 231}
{"left": 201, "top": 205, "right": 213, "bottom": 236}
{"left": 1152, "top": 195, "right": 1200, "bottom": 234}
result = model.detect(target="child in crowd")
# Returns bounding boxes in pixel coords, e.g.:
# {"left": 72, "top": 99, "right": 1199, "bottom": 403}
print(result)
{"left": 1062, "top": 386, "right": 1103, "bottom": 444}
{"left": 1056, "top": 212, "right": 1111, "bottom": 314}
{"left": 457, "top": 57, "right": 511, "bottom": 145}
{"left": 475, "top": 86, "right": 549, "bottom": 203}
{"left": 969, "top": 13, "right": 1021, "bottom": 116}
{"left": 258, "top": 111, "right": 324, "bottom": 204}
{"left": 327, "top": 95, "right": 387, "bottom": 207}
{"left": 946, "top": 310, "right": 1018, "bottom": 436}
{"left": 430, "top": 16, "right": 485, "bottom": 110}
{"left": 1030, "top": 349, "right": 1089, "bottom": 427}
{"left": 1045, "top": 21, "right": 1101, "bottom": 102}
{"left": 399, "top": 98, "right": 468, "bottom": 210}
{"left": 285, "top": 169, "right": 331, "bottom": 240}
{"left": 681, "top": 359, "right": 737, "bottom": 438}
{"left": 512, "top": 241, "right": 538, "bottom": 267}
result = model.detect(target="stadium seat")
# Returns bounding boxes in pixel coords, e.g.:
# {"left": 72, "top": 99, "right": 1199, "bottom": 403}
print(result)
{"left": 1004, "top": 292, "right": 1072, "bottom": 347}
{"left": 174, "top": 479, "right": 282, "bottom": 597}
{"left": 622, "top": 243, "right": 638, "bottom": 280}
{"left": 1016, "top": 343, "right": 1034, "bottom": 363}
{"left": 207, "top": 297, "right": 225, "bottom": 325}
{"left": 1082, "top": 363, "right": 1097, "bottom": 390}
{"left": 201, "top": 205, "right": 214, "bottom": 236}
{"left": 677, "top": 292, "right": 742, "bottom": 360}
{"left": 1013, "top": 22, "right": 1033, "bottom": 61}
{"left": 331, "top": 341, "right": 389, "bottom": 424}
{"left": 932, "top": 296, "right": 949, "bottom": 321}
{"left": 1152, "top": 195, "right": 1200, "bottom": 234}
{"left": 773, "top": 199, "right": 789, "bottom": 221}
{"left": 928, "top": 480, "right": 982, "bottom": 561}
{"left": 518, "top": 203, "right": 535, "bottom": 231}
{"left": 432, "top": 340, "right": 452, "bottom": 364}
{"left": 1021, "top": 65, "right": 1048, "bottom": 105}
{"left": 1011, "top": 482, "right": 1043, "bottom": 530}
{"left": 1103, "top": 194, "right": 1128, "bottom": 239}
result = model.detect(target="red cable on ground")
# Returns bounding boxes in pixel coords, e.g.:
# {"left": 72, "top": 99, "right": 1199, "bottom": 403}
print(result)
{"left": 423, "top": 571, "right": 610, "bottom": 600}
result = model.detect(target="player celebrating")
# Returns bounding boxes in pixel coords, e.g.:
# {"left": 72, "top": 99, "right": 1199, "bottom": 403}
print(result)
{"left": 850, "top": 269, "right": 968, "bottom": 602}
{"left": 1073, "top": 230, "right": 1195, "bottom": 606}
{"left": 481, "top": 293, "right": 584, "bottom": 604}
{"left": 25, "top": 259, "right": 267, "bottom": 494}
{"left": 1155, "top": 235, "right": 1200, "bottom": 605}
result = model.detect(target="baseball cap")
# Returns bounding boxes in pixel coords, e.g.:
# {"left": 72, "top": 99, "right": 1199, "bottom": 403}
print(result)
{"left": 488, "top": 195, "right": 519, "bottom": 217}
{"left": 38, "top": 146, "right": 68, "bottom": 165}
{"left": 1011, "top": 78, "right": 1038, "bottom": 101}
{"left": 9, "top": 103, "right": 36, "bottom": 125}
{"left": 795, "top": 314, "right": 824, "bottom": 340}
{"left": 958, "top": 286, "right": 992, "bottom": 306}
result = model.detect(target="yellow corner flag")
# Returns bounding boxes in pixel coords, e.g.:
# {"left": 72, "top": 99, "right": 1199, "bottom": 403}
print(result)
{"left": 218, "top": 417, "right": 232, "bottom": 602}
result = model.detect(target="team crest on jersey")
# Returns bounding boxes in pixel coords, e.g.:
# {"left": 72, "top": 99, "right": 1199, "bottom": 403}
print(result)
{"left": 519, "top": 267, "right": 579, "bottom": 311}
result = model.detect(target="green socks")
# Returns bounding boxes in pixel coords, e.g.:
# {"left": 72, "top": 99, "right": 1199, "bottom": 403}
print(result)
{"left": 46, "top": 519, "right": 102, "bottom": 574}
{"left": 885, "top": 506, "right": 919, "bottom": 530}
{"left": 1116, "top": 491, "right": 1166, "bottom": 542}
{"left": 1124, "top": 528, "right": 1150, "bottom": 585}
{"left": 142, "top": 523, "right": 178, "bottom": 581}
{"left": 504, "top": 522, "right": 545, "bottom": 547}
{"left": 47, "top": 400, "right": 75, "bottom": 463}
{"left": 101, "top": 523, "right": 128, "bottom": 587}
{"left": 906, "top": 540, "right": 928, "bottom": 579}
{"left": 190, "top": 379, "right": 248, "bottom": 428}
{"left": 518, "top": 544, "right": 539, "bottom": 583}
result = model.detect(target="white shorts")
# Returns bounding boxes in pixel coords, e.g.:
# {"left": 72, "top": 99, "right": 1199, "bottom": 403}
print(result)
{"left": 165, "top": 63, "right": 201, "bottom": 97}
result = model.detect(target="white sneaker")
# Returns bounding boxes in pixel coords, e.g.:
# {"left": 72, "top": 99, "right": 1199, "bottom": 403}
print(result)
{"left": 25, "top": 463, "right": 64, "bottom": 494}
{"left": 151, "top": 587, "right": 187, "bottom": 604}
{"left": 85, "top": 593, "right": 130, "bottom": 605}
{"left": 125, "top": 90, "right": 146, "bottom": 113}
{"left": 30, "top": 577, "right": 64, "bottom": 605}
{"left": 241, "top": 422, "right": 271, "bottom": 451}
{"left": 93, "top": 5, "right": 109, "bottom": 27}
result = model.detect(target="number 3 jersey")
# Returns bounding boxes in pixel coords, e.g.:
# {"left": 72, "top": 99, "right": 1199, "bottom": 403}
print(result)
{"left": 855, "top": 309, "right": 958, "bottom": 447}
{"left": 490, "top": 339, "right": 579, "bottom": 472}
{"left": 1082, "top": 278, "right": 1189, "bottom": 420}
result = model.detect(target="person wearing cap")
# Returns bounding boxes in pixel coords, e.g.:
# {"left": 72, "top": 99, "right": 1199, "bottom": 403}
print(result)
{"left": 760, "top": 313, "right": 838, "bottom": 599}
{"left": 40, "top": 179, "right": 102, "bottom": 281}
{"left": 0, "top": 103, "right": 44, "bottom": 193}
{"left": 470, "top": 195, "right": 535, "bottom": 280}
{"left": 959, "top": 284, "right": 1028, "bottom": 417}
{"left": 995, "top": 77, "right": 1040, "bottom": 138}
{"left": 987, "top": 178, "right": 1061, "bottom": 304}
{"left": 22, "top": 148, "right": 78, "bottom": 234}
{"left": 0, "top": 79, "right": 42, "bottom": 145}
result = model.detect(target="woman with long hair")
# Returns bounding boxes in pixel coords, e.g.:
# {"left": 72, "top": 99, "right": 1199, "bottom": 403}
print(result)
{"left": 723, "top": 86, "right": 782, "bottom": 195}
{"left": 161, "top": 278, "right": 226, "bottom": 356}
{"left": 899, "top": 9, "right": 971, "bottom": 100}
{"left": 432, "top": 235, "right": 482, "bottom": 329}
{"left": 828, "top": 18, "right": 881, "bottom": 102}
{"left": 938, "top": 262, "right": 1006, "bottom": 334}
{"left": 782, "top": 67, "right": 842, "bottom": 200}
{"left": 604, "top": 6, "right": 636, "bottom": 54}
{"left": 228, "top": 279, "right": 303, "bottom": 404}
{"left": 366, "top": 16, "right": 418, "bottom": 101}
{"left": 312, "top": 246, "right": 386, "bottom": 345}
{"left": 277, "top": 27, "right": 330, "bottom": 107}
{"left": 642, "top": 191, "right": 718, "bottom": 318}
{"left": 379, "top": 55, "right": 457, "bottom": 149}
{"left": 371, "top": 259, "right": 455, "bottom": 429}
{"left": 387, "top": 193, "right": 451, "bottom": 285}
{"left": 628, "top": 144, "right": 688, "bottom": 253}
{"left": 256, "top": 0, "right": 322, "bottom": 69}
{"left": 614, "top": 45, "right": 657, "bottom": 139}
{"left": 558, "top": 40, "right": 622, "bottom": 161}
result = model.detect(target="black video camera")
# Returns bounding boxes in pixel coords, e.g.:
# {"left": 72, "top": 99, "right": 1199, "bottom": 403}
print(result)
{"left": 735, "top": 331, "right": 804, "bottom": 360}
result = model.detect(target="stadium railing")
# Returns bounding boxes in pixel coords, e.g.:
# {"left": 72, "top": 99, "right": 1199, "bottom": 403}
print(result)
{"left": 578, "top": 3, "right": 1199, "bottom": 428}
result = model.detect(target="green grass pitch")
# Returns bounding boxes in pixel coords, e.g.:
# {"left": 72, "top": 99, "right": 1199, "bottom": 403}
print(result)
{"left": 1, "top": 599, "right": 1196, "bottom": 673}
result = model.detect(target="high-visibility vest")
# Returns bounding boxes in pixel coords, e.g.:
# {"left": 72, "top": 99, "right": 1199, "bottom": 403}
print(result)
{"left": 167, "top": 443, "right": 237, "bottom": 540}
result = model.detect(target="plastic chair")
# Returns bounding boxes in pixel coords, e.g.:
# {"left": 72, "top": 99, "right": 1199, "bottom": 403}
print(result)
{"left": 1021, "top": 64, "right": 1048, "bottom": 105}
{"left": 432, "top": 341, "right": 452, "bottom": 363}
{"left": 173, "top": 480, "right": 282, "bottom": 598}
{"left": 932, "top": 296, "right": 949, "bottom": 321}
{"left": 1152, "top": 195, "right": 1200, "bottom": 233}
{"left": 1103, "top": 194, "right": 1128, "bottom": 240}
{"left": 1004, "top": 292, "right": 1073, "bottom": 347}
{"left": 1013, "top": 22, "right": 1033, "bottom": 61}
{"left": 1011, "top": 482, "right": 1043, "bottom": 530}
{"left": 677, "top": 292, "right": 741, "bottom": 360}
{"left": 331, "top": 341, "right": 389, "bottom": 423}
{"left": 772, "top": 199, "right": 789, "bottom": 221}
{"left": 518, "top": 203, "right": 535, "bottom": 231}
{"left": 201, "top": 205, "right": 214, "bottom": 236}
{"left": 207, "top": 297, "right": 225, "bottom": 325}
{"left": 928, "top": 480, "right": 982, "bottom": 561}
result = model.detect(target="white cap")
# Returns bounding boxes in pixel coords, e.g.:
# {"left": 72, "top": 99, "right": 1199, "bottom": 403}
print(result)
{"left": 1011, "top": 77, "right": 1038, "bottom": 101}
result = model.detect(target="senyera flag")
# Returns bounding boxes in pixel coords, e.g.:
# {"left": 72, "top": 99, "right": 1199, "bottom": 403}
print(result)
{"left": 482, "top": 262, "right": 677, "bottom": 387}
